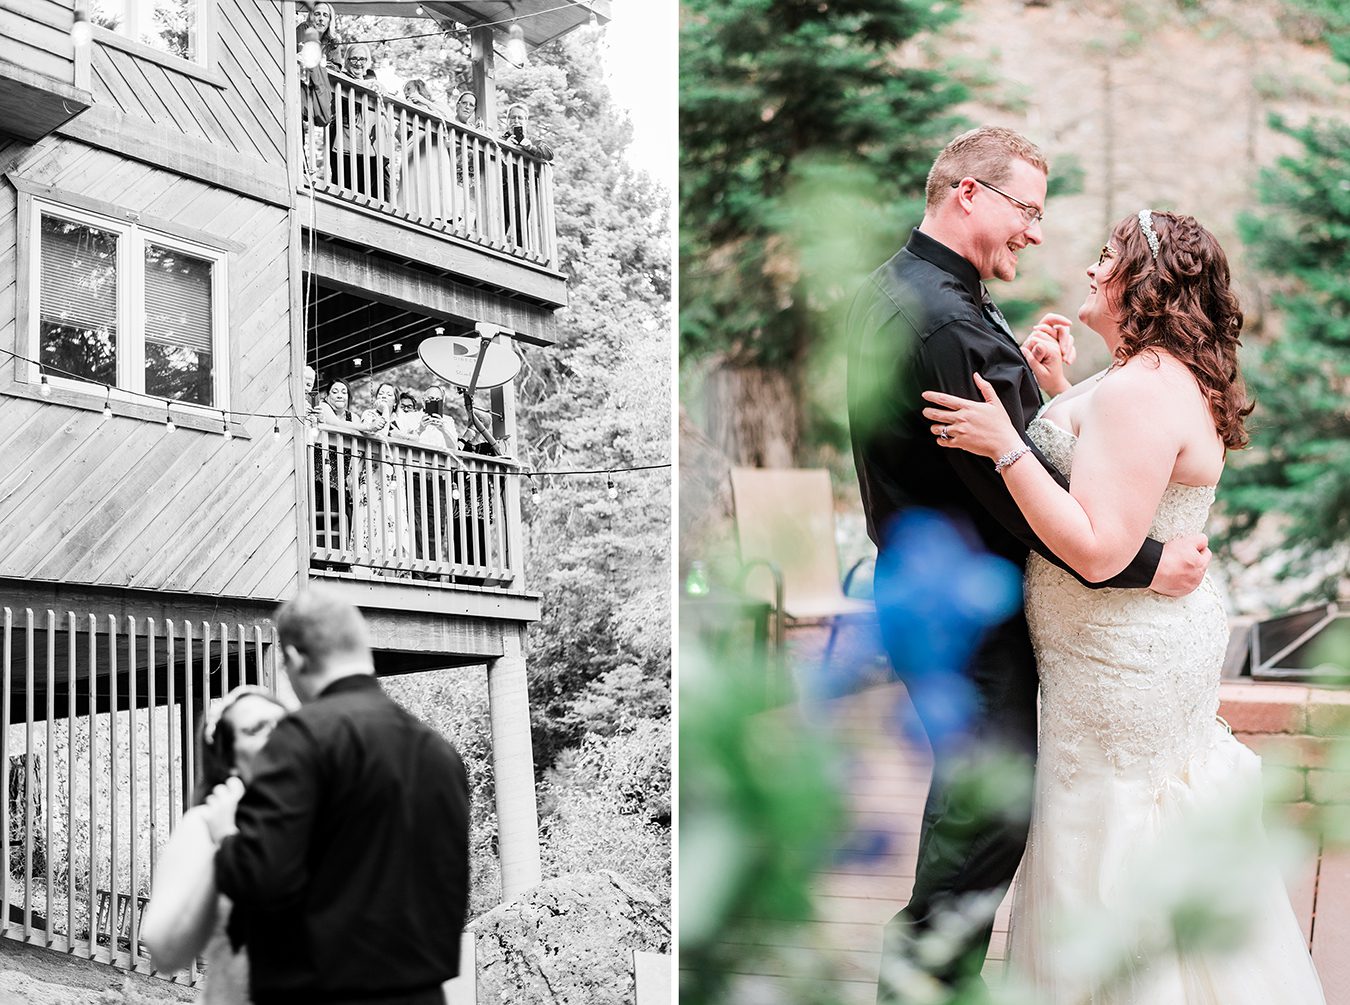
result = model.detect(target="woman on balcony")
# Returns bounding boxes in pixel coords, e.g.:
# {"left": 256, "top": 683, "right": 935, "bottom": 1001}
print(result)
{"left": 451, "top": 90, "right": 489, "bottom": 234}
{"left": 314, "top": 378, "right": 361, "bottom": 556}
{"left": 329, "top": 44, "right": 395, "bottom": 202}
{"left": 398, "top": 79, "right": 456, "bottom": 226}
{"left": 351, "top": 381, "right": 413, "bottom": 574}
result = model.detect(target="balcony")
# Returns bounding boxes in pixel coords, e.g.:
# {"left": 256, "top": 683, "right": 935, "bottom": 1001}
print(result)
{"left": 304, "top": 73, "right": 559, "bottom": 272}
{"left": 308, "top": 426, "right": 523, "bottom": 589}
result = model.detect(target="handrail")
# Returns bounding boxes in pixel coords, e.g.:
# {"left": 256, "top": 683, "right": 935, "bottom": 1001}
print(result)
{"left": 307, "top": 427, "right": 522, "bottom": 585}
{"left": 308, "top": 72, "right": 558, "bottom": 266}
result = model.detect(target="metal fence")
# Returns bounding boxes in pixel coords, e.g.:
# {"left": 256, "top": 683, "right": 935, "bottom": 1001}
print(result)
{"left": 1, "top": 609, "right": 276, "bottom": 985}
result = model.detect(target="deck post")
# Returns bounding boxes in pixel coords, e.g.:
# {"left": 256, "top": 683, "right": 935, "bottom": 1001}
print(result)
{"left": 486, "top": 624, "right": 541, "bottom": 900}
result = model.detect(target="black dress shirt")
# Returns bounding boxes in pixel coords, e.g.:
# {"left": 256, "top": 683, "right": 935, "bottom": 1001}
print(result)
{"left": 216, "top": 674, "right": 470, "bottom": 1004}
{"left": 846, "top": 228, "right": 1162, "bottom": 587}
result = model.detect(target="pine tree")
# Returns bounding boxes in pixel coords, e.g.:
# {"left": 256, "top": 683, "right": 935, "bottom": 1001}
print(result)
{"left": 679, "top": 0, "right": 967, "bottom": 464}
{"left": 1229, "top": 1, "right": 1350, "bottom": 593}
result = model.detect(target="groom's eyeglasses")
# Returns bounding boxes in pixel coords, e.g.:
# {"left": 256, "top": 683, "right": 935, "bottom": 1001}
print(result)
{"left": 954, "top": 178, "right": 1044, "bottom": 226}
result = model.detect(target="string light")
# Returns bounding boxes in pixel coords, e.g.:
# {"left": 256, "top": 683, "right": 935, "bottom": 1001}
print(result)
{"left": 39, "top": 370, "right": 51, "bottom": 397}
{"left": 165, "top": 402, "right": 176, "bottom": 434}
{"left": 0, "top": 347, "right": 669, "bottom": 482}
{"left": 298, "top": 24, "right": 321, "bottom": 68}
{"left": 71, "top": 0, "right": 91, "bottom": 45}
{"left": 606, "top": 475, "right": 618, "bottom": 501}
{"left": 506, "top": 21, "right": 527, "bottom": 65}
{"left": 222, "top": 412, "right": 233, "bottom": 439}
{"left": 273, "top": 418, "right": 282, "bottom": 441}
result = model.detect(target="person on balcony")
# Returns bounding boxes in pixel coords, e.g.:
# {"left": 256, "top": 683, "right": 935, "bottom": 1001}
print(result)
{"left": 141, "top": 685, "right": 291, "bottom": 1001}
{"left": 389, "top": 386, "right": 462, "bottom": 568}
{"left": 499, "top": 102, "right": 553, "bottom": 251}
{"left": 446, "top": 90, "right": 488, "bottom": 234}
{"left": 351, "top": 381, "right": 413, "bottom": 573}
{"left": 314, "top": 378, "right": 360, "bottom": 556}
{"left": 398, "top": 79, "right": 456, "bottom": 226}
{"left": 297, "top": 3, "right": 339, "bottom": 185}
{"left": 329, "top": 44, "right": 395, "bottom": 202}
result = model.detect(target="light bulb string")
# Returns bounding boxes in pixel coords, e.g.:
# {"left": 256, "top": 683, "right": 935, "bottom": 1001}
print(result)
{"left": 291, "top": 1, "right": 596, "bottom": 47}
{"left": 1, "top": 347, "right": 669, "bottom": 479}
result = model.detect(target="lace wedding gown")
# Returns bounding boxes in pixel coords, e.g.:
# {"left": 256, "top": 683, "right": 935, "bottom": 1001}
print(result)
{"left": 1007, "top": 415, "right": 1324, "bottom": 1004}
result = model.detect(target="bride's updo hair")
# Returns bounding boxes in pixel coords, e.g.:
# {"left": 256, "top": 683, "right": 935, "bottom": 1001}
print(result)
{"left": 1104, "top": 211, "right": 1253, "bottom": 450}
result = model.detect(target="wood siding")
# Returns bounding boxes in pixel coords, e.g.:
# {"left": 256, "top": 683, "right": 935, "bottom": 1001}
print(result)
{"left": 1, "top": 0, "right": 76, "bottom": 88}
{"left": 0, "top": 136, "right": 299, "bottom": 602}
{"left": 88, "top": 0, "right": 286, "bottom": 165}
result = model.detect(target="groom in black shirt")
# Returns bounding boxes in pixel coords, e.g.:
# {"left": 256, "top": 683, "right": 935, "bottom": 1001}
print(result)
{"left": 846, "top": 126, "right": 1211, "bottom": 999}
{"left": 210, "top": 587, "right": 470, "bottom": 1005}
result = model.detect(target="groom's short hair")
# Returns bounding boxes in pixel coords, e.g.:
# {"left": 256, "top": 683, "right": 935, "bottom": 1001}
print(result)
{"left": 925, "top": 126, "right": 1049, "bottom": 210}
{"left": 275, "top": 587, "right": 370, "bottom": 664}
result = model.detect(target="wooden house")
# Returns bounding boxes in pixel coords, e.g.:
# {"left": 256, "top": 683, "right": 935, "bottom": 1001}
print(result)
{"left": 0, "top": 0, "right": 608, "bottom": 982}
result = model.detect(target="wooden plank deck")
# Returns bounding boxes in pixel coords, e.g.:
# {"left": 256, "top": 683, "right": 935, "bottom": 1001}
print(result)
{"left": 694, "top": 630, "right": 1347, "bottom": 1004}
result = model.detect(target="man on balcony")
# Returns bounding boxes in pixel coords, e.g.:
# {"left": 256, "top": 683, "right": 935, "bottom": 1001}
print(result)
{"left": 499, "top": 102, "right": 553, "bottom": 250}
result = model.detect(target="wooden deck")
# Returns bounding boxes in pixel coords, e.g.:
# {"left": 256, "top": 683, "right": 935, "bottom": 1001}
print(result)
{"left": 701, "top": 632, "right": 1350, "bottom": 1004}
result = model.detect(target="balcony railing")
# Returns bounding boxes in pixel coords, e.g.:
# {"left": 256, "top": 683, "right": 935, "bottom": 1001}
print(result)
{"left": 308, "top": 427, "right": 522, "bottom": 587}
{"left": 1, "top": 609, "right": 275, "bottom": 985}
{"left": 304, "top": 73, "right": 558, "bottom": 268}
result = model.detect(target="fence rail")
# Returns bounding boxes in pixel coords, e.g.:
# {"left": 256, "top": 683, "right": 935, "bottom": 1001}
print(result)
{"left": 1, "top": 609, "right": 276, "bottom": 985}
{"left": 308, "top": 428, "right": 522, "bottom": 587}
{"left": 305, "top": 73, "right": 558, "bottom": 267}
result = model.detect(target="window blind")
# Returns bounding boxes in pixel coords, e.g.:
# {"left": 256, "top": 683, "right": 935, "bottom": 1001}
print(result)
{"left": 144, "top": 243, "right": 213, "bottom": 356}
{"left": 40, "top": 216, "right": 119, "bottom": 333}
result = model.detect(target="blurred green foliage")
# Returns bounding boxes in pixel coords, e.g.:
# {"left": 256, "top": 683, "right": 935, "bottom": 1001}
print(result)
{"left": 1228, "top": 0, "right": 1350, "bottom": 593}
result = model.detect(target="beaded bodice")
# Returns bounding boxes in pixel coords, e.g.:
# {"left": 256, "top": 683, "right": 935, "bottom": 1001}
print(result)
{"left": 1023, "top": 416, "right": 1229, "bottom": 788}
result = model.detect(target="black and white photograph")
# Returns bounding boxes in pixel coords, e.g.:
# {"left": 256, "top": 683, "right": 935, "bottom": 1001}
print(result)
{"left": 0, "top": 1, "right": 671, "bottom": 1002}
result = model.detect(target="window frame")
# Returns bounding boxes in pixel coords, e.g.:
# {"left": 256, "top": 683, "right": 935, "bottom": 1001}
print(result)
{"left": 89, "top": 0, "right": 217, "bottom": 78}
{"left": 27, "top": 197, "right": 231, "bottom": 415}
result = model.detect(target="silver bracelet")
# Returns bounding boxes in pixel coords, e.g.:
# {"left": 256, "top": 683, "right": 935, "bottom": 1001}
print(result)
{"left": 995, "top": 444, "right": 1030, "bottom": 475}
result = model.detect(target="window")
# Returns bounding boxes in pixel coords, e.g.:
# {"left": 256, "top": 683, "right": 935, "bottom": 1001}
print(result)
{"left": 31, "top": 201, "right": 228, "bottom": 409}
{"left": 90, "top": 0, "right": 206, "bottom": 65}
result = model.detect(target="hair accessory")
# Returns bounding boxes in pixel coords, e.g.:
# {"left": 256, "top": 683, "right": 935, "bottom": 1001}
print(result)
{"left": 1138, "top": 209, "right": 1161, "bottom": 260}
{"left": 202, "top": 684, "right": 276, "bottom": 747}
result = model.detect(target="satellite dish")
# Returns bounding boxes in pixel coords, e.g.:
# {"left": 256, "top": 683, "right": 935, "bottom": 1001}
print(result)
{"left": 418, "top": 334, "right": 522, "bottom": 390}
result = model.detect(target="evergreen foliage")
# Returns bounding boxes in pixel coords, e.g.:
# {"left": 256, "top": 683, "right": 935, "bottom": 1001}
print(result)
{"left": 679, "top": 0, "right": 968, "bottom": 369}
{"left": 1230, "top": 1, "right": 1350, "bottom": 586}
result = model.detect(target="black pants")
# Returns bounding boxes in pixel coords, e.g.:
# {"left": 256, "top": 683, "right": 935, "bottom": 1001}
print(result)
{"left": 876, "top": 607, "right": 1038, "bottom": 1001}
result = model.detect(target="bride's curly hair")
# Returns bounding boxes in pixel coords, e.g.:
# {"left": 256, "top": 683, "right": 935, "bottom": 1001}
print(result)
{"left": 1104, "top": 211, "right": 1253, "bottom": 449}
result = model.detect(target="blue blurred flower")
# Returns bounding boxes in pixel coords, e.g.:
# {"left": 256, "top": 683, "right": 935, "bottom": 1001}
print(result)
{"left": 872, "top": 509, "right": 1022, "bottom": 746}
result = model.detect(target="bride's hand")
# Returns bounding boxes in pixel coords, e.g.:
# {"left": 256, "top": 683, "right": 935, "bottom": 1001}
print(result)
{"left": 922, "top": 373, "right": 1025, "bottom": 461}
{"left": 203, "top": 776, "right": 245, "bottom": 844}
{"left": 1022, "top": 313, "right": 1074, "bottom": 396}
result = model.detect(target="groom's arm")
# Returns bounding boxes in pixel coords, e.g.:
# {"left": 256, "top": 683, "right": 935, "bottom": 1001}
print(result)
{"left": 920, "top": 322, "right": 1163, "bottom": 589}
{"left": 214, "top": 717, "right": 320, "bottom": 909}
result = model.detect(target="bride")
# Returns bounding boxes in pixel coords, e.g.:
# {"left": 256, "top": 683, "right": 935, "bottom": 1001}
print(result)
{"left": 141, "top": 685, "right": 289, "bottom": 1004}
{"left": 921, "top": 209, "right": 1324, "bottom": 1003}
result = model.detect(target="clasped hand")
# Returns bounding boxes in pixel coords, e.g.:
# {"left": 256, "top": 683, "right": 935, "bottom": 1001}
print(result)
{"left": 1021, "top": 312, "right": 1075, "bottom": 397}
{"left": 203, "top": 775, "right": 245, "bottom": 845}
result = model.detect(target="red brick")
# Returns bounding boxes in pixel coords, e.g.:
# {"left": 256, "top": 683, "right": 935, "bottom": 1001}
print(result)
{"left": 1308, "top": 768, "right": 1350, "bottom": 805}
{"left": 1237, "top": 732, "right": 1335, "bottom": 768}
{"left": 1218, "top": 682, "right": 1309, "bottom": 734}
{"left": 1307, "top": 688, "right": 1350, "bottom": 737}
{"left": 1263, "top": 763, "right": 1307, "bottom": 803}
